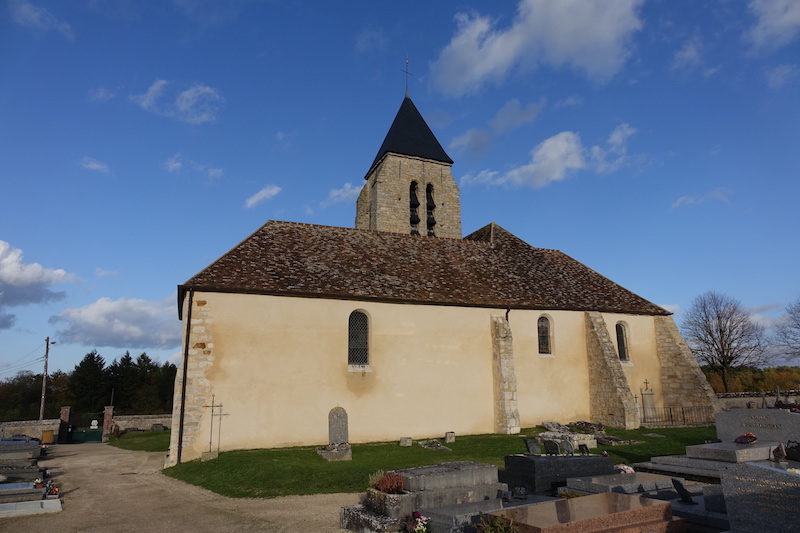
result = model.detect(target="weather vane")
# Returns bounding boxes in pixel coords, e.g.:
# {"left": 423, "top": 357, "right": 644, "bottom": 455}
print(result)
{"left": 402, "top": 54, "right": 413, "bottom": 97}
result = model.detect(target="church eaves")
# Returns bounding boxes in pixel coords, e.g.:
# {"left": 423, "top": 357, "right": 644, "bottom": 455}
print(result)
{"left": 178, "top": 221, "right": 670, "bottom": 318}
{"left": 366, "top": 96, "right": 453, "bottom": 178}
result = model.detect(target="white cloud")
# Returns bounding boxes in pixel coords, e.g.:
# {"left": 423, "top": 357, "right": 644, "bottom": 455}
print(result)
{"left": 449, "top": 128, "right": 492, "bottom": 156}
{"left": 130, "top": 80, "right": 224, "bottom": 125}
{"left": 670, "top": 35, "right": 703, "bottom": 71}
{"left": 660, "top": 304, "right": 680, "bottom": 314}
{"left": 460, "top": 123, "right": 638, "bottom": 188}
{"left": 431, "top": 0, "right": 644, "bottom": 97}
{"left": 554, "top": 96, "right": 583, "bottom": 108}
{"left": 163, "top": 154, "right": 183, "bottom": 173}
{"left": 87, "top": 87, "right": 116, "bottom": 102}
{"left": 671, "top": 187, "right": 733, "bottom": 209}
{"left": 747, "top": 0, "right": 800, "bottom": 52}
{"left": 244, "top": 185, "right": 282, "bottom": 209}
{"left": 94, "top": 268, "right": 118, "bottom": 278}
{"left": 0, "top": 241, "right": 77, "bottom": 330}
{"left": 766, "top": 63, "right": 799, "bottom": 88}
{"left": 489, "top": 98, "right": 542, "bottom": 135}
{"left": 322, "top": 183, "right": 361, "bottom": 207}
{"left": 81, "top": 157, "right": 110, "bottom": 174}
{"left": 9, "top": 0, "right": 74, "bottom": 41}
{"left": 49, "top": 297, "right": 181, "bottom": 349}
{"left": 504, "top": 131, "right": 586, "bottom": 187}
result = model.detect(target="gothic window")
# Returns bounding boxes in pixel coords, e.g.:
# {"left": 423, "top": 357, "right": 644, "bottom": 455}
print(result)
{"left": 616, "top": 323, "right": 629, "bottom": 361}
{"left": 348, "top": 311, "right": 369, "bottom": 367}
{"left": 409, "top": 182, "right": 420, "bottom": 235}
{"left": 537, "top": 316, "right": 551, "bottom": 354}
{"left": 426, "top": 183, "right": 436, "bottom": 237}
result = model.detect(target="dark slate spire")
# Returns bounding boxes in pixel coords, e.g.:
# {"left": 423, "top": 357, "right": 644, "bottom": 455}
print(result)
{"left": 367, "top": 96, "right": 453, "bottom": 176}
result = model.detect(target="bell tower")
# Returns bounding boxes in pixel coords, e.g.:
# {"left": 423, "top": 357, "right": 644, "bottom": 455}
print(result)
{"left": 355, "top": 96, "right": 462, "bottom": 239}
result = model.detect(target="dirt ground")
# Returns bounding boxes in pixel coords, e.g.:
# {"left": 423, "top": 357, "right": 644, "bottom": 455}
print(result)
{"left": 2, "top": 442, "right": 357, "bottom": 532}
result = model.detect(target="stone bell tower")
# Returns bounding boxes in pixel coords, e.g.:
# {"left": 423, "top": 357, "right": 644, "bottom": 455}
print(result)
{"left": 355, "top": 96, "right": 462, "bottom": 239}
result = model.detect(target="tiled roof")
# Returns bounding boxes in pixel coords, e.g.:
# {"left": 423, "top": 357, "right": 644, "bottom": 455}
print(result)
{"left": 367, "top": 96, "right": 453, "bottom": 176}
{"left": 178, "top": 221, "right": 669, "bottom": 318}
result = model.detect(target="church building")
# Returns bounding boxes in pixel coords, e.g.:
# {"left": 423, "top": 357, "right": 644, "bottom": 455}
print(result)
{"left": 167, "top": 96, "right": 716, "bottom": 465}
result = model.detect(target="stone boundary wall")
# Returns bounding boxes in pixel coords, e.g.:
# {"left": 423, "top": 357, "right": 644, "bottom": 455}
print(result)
{"left": 716, "top": 390, "right": 799, "bottom": 410}
{"left": 0, "top": 419, "right": 60, "bottom": 440}
{"left": 585, "top": 312, "right": 639, "bottom": 429}
{"left": 113, "top": 414, "right": 171, "bottom": 431}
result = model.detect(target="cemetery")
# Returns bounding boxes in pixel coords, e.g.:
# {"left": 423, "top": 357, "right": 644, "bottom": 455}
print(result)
{"left": 332, "top": 408, "right": 799, "bottom": 533}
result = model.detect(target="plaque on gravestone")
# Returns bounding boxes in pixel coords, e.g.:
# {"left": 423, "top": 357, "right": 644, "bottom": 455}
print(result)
{"left": 771, "top": 443, "right": 787, "bottom": 463}
{"left": 328, "top": 407, "right": 348, "bottom": 445}
{"left": 560, "top": 440, "right": 575, "bottom": 456}
{"left": 543, "top": 440, "right": 560, "bottom": 456}
{"left": 671, "top": 478, "right": 698, "bottom": 505}
{"left": 786, "top": 440, "right": 800, "bottom": 462}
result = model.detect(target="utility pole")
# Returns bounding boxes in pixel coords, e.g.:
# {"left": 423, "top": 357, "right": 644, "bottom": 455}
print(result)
{"left": 39, "top": 337, "right": 55, "bottom": 420}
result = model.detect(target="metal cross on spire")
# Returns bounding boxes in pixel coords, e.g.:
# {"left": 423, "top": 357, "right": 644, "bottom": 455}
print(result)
{"left": 402, "top": 54, "right": 413, "bottom": 97}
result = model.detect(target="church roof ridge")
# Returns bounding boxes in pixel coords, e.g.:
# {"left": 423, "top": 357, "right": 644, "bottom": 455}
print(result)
{"left": 179, "top": 220, "right": 669, "bottom": 319}
{"left": 365, "top": 96, "right": 453, "bottom": 179}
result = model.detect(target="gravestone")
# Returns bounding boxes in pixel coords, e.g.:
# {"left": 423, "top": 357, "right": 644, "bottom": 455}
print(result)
{"left": 721, "top": 461, "right": 800, "bottom": 533}
{"left": 685, "top": 441, "right": 775, "bottom": 463}
{"left": 787, "top": 440, "right": 800, "bottom": 462}
{"left": 499, "top": 454, "right": 615, "bottom": 495}
{"left": 715, "top": 408, "right": 800, "bottom": 443}
{"left": 399, "top": 437, "right": 412, "bottom": 447}
{"left": 559, "top": 440, "right": 574, "bottom": 456}
{"left": 524, "top": 438, "right": 542, "bottom": 455}
{"left": 444, "top": 432, "right": 455, "bottom": 443}
{"left": 578, "top": 444, "right": 591, "bottom": 456}
{"left": 315, "top": 407, "right": 352, "bottom": 461}
{"left": 566, "top": 472, "right": 678, "bottom": 495}
{"left": 771, "top": 443, "right": 787, "bottom": 462}
{"left": 542, "top": 440, "right": 559, "bottom": 456}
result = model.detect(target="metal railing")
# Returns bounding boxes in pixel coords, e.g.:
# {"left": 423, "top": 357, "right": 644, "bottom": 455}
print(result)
{"left": 640, "top": 405, "right": 715, "bottom": 427}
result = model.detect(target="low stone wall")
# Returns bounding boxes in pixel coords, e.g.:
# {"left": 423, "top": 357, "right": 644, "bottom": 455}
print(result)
{"left": 0, "top": 419, "right": 60, "bottom": 440}
{"left": 113, "top": 414, "right": 171, "bottom": 431}
{"left": 716, "top": 390, "right": 799, "bottom": 410}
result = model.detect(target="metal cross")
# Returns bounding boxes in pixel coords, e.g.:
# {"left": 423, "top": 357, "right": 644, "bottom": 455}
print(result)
{"left": 402, "top": 54, "right": 413, "bottom": 97}
{"left": 644, "top": 379, "right": 650, "bottom": 390}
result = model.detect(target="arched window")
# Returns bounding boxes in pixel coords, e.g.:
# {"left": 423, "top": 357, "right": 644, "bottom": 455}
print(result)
{"left": 409, "top": 182, "right": 420, "bottom": 235}
{"left": 616, "top": 323, "right": 629, "bottom": 361}
{"left": 348, "top": 311, "right": 369, "bottom": 367}
{"left": 426, "top": 184, "right": 436, "bottom": 237}
{"left": 537, "top": 316, "right": 551, "bottom": 354}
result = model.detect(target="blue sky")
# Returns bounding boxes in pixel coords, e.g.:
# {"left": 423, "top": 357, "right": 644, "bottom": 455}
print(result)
{"left": 2, "top": 0, "right": 799, "bottom": 376}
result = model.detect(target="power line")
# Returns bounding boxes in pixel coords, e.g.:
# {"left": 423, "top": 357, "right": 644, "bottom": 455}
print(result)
{"left": 0, "top": 356, "right": 46, "bottom": 378}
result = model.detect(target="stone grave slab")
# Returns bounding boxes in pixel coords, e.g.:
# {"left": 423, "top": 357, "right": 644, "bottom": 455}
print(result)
{"left": 715, "top": 408, "right": 800, "bottom": 443}
{"left": 721, "top": 460, "right": 800, "bottom": 533}
{"left": 566, "top": 472, "right": 678, "bottom": 494}
{"left": 424, "top": 495, "right": 559, "bottom": 533}
{"left": 400, "top": 461, "right": 498, "bottom": 492}
{"left": 499, "top": 454, "right": 615, "bottom": 495}
{"left": 0, "top": 498, "right": 61, "bottom": 518}
{"left": 488, "top": 492, "right": 685, "bottom": 533}
{"left": 685, "top": 441, "right": 777, "bottom": 463}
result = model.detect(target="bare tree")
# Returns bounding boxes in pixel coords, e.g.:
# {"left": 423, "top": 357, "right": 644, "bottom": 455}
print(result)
{"left": 776, "top": 297, "right": 800, "bottom": 360}
{"left": 681, "top": 291, "right": 769, "bottom": 392}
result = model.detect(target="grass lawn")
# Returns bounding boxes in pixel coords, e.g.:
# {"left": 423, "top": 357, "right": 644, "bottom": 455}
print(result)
{"left": 108, "top": 431, "right": 172, "bottom": 452}
{"left": 152, "top": 425, "right": 717, "bottom": 499}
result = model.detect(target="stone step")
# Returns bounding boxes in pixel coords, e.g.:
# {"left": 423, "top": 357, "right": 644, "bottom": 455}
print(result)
{"left": 632, "top": 462, "right": 721, "bottom": 482}
{"left": 649, "top": 455, "right": 729, "bottom": 471}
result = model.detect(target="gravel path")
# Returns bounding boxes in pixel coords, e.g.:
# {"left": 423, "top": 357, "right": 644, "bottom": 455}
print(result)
{"left": 2, "top": 442, "right": 357, "bottom": 532}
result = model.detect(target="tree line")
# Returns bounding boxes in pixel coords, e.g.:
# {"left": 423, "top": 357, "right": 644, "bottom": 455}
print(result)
{"left": 682, "top": 291, "right": 800, "bottom": 392}
{"left": 0, "top": 350, "right": 176, "bottom": 423}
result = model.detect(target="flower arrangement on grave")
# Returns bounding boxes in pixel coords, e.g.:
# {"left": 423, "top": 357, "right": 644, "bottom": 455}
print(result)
{"left": 45, "top": 480, "right": 59, "bottom": 496}
{"left": 734, "top": 432, "right": 758, "bottom": 444}
{"left": 404, "top": 511, "right": 430, "bottom": 533}
{"left": 615, "top": 464, "right": 635, "bottom": 474}
{"left": 368, "top": 470, "right": 386, "bottom": 489}
{"left": 788, "top": 468, "right": 800, "bottom": 475}
{"left": 33, "top": 478, "right": 44, "bottom": 488}
{"left": 375, "top": 471, "right": 404, "bottom": 494}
